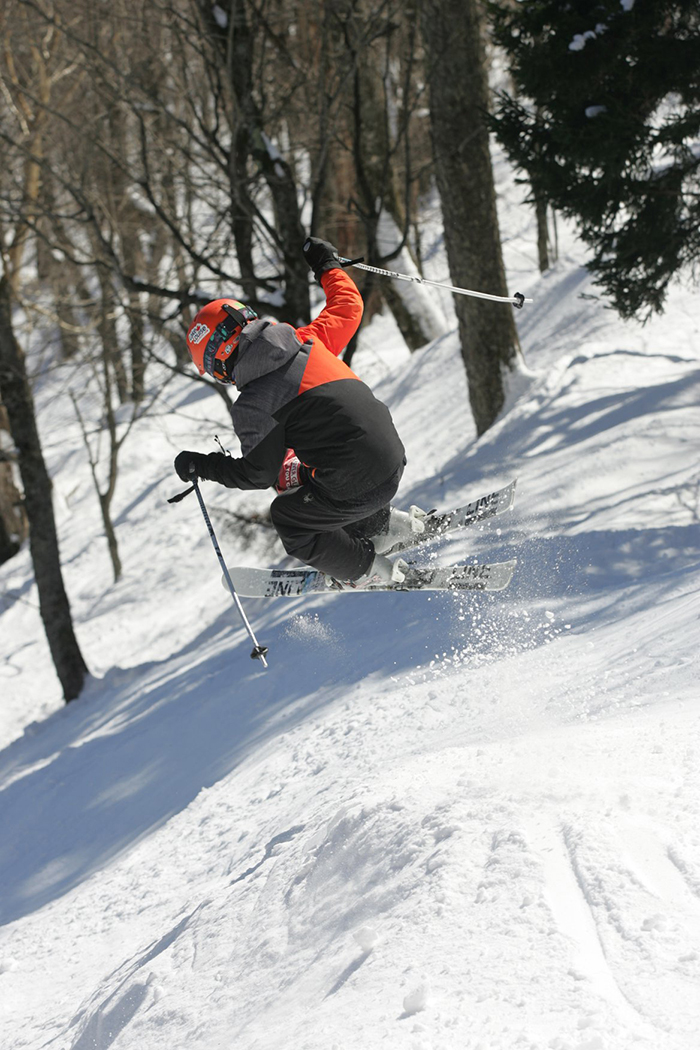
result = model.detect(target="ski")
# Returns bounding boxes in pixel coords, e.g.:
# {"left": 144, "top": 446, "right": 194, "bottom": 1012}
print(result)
{"left": 385, "top": 479, "right": 517, "bottom": 555}
{"left": 225, "top": 559, "right": 517, "bottom": 598}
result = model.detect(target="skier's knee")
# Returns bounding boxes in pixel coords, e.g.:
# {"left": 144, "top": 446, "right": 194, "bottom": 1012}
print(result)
{"left": 271, "top": 518, "right": 314, "bottom": 564}
{"left": 278, "top": 531, "right": 314, "bottom": 562}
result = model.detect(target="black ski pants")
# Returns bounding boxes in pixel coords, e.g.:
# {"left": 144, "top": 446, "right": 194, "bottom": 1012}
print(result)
{"left": 270, "top": 463, "right": 404, "bottom": 580}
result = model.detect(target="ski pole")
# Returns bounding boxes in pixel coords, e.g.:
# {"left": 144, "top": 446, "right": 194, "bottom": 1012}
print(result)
{"left": 340, "top": 256, "right": 532, "bottom": 309}
{"left": 169, "top": 473, "right": 269, "bottom": 667}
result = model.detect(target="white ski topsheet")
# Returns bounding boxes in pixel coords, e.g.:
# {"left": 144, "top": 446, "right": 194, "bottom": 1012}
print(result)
{"left": 386, "top": 478, "right": 516, "bottom": 554}
{"left": 226, "top": 559, "right": 516, "bottom": 598}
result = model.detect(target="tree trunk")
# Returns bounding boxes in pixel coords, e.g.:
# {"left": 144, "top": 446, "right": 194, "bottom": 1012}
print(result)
{"left": 100, "top": 492, "right": 122, "bottom": 583}
{"left": 0, "top": 275, "right": 88, "bottom": 701}
{"left": 421, "top": 0, "right": 522, "bottom": 435}
{"left": 212, "top": 0, "right": 310, "bottom": 323}
{"left": 0, "top": 497, "right": 20, "bottom": 564}
{"left": 0, "top": 406, "right": 28, "bottom": 565}
{"left": 0, "top": 459, "right": 25, "bottom": 565}
{"left": 533, "top": 107, "right": 550, "bottom": 273}
{"left": 535, "top": 196, "right": 550, "bottom": 273}
{"left": 93, "top": 261, "right": 129, "bottom": 405}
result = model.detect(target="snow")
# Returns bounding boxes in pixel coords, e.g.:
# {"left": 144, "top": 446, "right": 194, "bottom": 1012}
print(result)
{"left": 2, "top": 156, "right": 700, "bottom": 1050}
{"left": 211, "top": 4, "right": 228, "bottom": 29}
{"left": 569, "top": 31, "right": 597, "bottom": 52}
{"left": 376, "top": 210, "right": 448, "bottom": 345}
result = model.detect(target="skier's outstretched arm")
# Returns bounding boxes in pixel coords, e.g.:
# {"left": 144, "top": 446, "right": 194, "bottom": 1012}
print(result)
{"left": 296, "top": 239, "right": 363, "bottom": 357}
{"left": 174, "top": 425, "right": 286, "bottom": 491}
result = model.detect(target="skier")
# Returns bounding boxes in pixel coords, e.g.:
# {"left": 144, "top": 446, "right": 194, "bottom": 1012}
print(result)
{"left": 174, "top": 237, "right": 425, "bottom": 586}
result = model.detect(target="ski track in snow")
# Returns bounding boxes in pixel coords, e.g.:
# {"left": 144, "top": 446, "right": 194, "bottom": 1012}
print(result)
{"left": 535, "top": 813, "right": 700, "bottom": 1042}
{"left": 2, "top": 158, "right": 700, "bottom": 1049}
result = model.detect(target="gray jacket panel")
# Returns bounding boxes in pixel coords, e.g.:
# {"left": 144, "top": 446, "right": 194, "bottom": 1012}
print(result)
{"left": 232, "top": 320, "right": 310, "bottom": 456}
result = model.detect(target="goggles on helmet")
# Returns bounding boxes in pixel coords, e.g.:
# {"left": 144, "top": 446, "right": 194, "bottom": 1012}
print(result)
{"left": 187, "top": 299, "right": 258, "bottom": 384}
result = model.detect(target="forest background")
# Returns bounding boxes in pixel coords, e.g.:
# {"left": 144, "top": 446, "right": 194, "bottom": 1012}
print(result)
{"left": 0, "top": 0, "right": 697, "bottom": 701}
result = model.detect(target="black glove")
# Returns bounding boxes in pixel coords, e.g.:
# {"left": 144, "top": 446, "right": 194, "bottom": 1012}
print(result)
{"left": 174, "top": 450, "right": 208, "bottom": 482}
{"left": 302, "top": 236, "right": 342, "bottom": 283}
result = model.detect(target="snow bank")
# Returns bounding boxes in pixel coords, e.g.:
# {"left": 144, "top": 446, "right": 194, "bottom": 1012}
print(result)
{"left": 1, "top": 157, "right": 700, "bottom": 1050}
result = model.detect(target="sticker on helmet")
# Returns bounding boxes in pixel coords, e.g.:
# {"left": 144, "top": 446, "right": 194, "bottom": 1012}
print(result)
{"left": 189, "top": 323, "right": 210, "bottom": 345}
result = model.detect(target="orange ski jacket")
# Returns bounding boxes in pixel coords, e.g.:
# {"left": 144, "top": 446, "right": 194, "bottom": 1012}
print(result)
{"left": 194, "top": 268, "right": 405, "bottom": 498}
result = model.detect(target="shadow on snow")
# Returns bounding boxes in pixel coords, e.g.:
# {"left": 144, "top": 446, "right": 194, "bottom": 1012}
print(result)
{"left": 0, "top": 517, "right": 698, "bottom": 926}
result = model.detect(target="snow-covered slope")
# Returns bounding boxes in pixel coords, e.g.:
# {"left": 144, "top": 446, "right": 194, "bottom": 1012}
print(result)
{"left": 1, "top": 190, "right": 699, "bottom": 1049}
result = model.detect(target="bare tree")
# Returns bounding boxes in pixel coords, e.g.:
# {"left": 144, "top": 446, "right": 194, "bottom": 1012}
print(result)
{"left": 290, "top": 0, "right": 439, "bottom": 358}
{"left": 0, "top": 277, "right": 88, "bottom": 699}
{"left": 421, "top": 0, "right": 523, "bottom": 434}
{"left": 0, "top": 1, "right": 88, "bottom": 699}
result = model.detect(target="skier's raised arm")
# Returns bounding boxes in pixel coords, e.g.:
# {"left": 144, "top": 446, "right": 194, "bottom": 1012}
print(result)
{"left": 296, "top": 238, "right": 363, "bottom": 357}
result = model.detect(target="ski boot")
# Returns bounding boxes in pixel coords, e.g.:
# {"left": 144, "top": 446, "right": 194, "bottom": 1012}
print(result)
{"left": 351, "top": 553, "right": 409, "bottom": 589}
{"left": 370, "top": 505, "right": 427, "bottom": 554}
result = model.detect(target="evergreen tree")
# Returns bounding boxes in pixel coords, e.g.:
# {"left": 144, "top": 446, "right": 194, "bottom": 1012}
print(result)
{"left": 489, "top": 0, "right": 700, "bottom": 319}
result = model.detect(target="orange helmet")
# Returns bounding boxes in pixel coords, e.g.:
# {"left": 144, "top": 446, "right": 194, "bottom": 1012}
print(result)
{"left": 186, "top": 299, "right": 258, "bottom": 384}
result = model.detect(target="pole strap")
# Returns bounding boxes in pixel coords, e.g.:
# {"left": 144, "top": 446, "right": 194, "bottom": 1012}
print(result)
{"left": 167, "top": 484, "right": 195, "bottom": 504}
